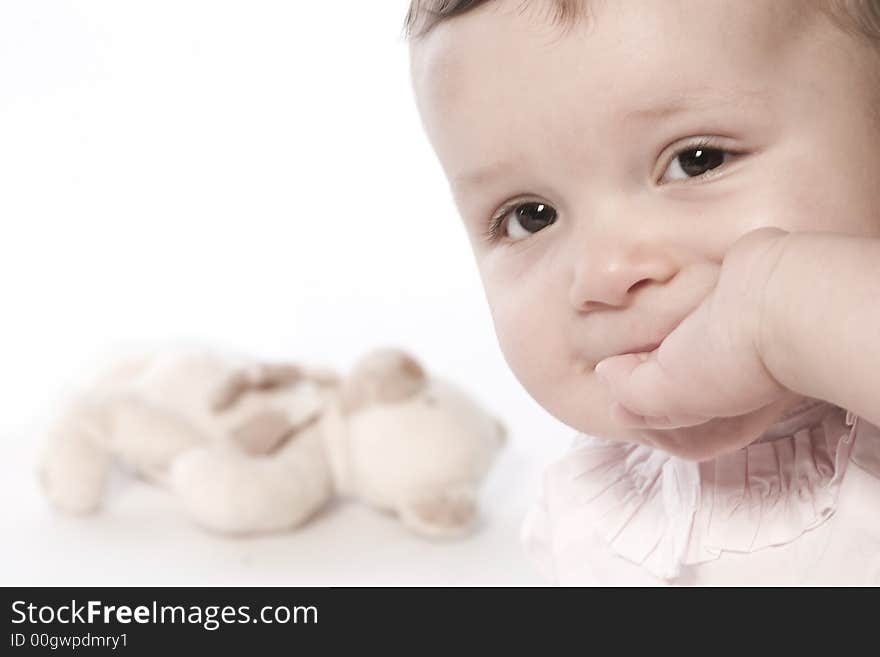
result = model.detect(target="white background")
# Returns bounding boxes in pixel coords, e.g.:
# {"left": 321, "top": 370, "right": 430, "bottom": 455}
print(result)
{"left": 0, "top": 0, "right": 574, "bottom": 585}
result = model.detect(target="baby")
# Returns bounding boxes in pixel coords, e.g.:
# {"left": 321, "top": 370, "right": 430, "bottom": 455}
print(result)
{"left": 406, "top": 0, "right": 880, "bottom": 585}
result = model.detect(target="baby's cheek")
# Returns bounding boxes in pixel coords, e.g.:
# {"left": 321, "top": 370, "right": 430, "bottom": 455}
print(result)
{"left": 751, "top": 138, "right": 880, "bottom": 237}
{"left": 488, "top": 293, "right": 600, "bottom": 429}
{"left": 489, "top": 290, "right": 562, "bottom": 389}
{"left": 491, "top": 301, "right": 551, "bottom": 385}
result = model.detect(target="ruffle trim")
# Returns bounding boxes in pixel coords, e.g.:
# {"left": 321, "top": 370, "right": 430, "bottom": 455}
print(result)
{"left": 523, "top": 402, "right": 863, "bottom": 581}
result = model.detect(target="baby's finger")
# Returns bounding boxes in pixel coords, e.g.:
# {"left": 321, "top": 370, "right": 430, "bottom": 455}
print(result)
{"left": 609, "top": 402, "right": 708, "bottom": 430}
{"left": 595, "top": 352, "right": 683, "bottom": 417}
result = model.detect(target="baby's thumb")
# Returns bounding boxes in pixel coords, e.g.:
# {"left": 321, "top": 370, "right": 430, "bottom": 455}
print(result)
{"left": 594, "top": 352, "right": 669, "bottom": 417}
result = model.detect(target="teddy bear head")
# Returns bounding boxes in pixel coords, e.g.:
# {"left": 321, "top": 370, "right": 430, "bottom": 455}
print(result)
{"left": 327, "top": 349, "right": 508, "bottom": 538}
{"left": 213, "top": 348, "right": 508, "bottom": 539}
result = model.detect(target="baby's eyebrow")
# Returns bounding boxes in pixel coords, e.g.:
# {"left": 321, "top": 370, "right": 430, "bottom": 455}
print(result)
{"left": 452, "top": 87, "right": 770, "bottom": 193}
{"left": 623, "top": 87, "right": 770, "bottom": 123}
{"left": 453, "top": 159, "right": 518, "bottom": 191}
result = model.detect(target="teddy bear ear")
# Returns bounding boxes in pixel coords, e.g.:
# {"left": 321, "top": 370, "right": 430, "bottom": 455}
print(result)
{"left": 230, "top": 410, "right": 297, "bottom": 455}
{"left": 211, "top": 363, "right": 306, "bottom": 412}
{"left": 229, "top": 409, "right": 321, "bottom": 455}
{"left": 211, "top": 363, "right": 340, "bottom": 413}
{"left": 340, "top": 348, "right": 427, "bottom": 413}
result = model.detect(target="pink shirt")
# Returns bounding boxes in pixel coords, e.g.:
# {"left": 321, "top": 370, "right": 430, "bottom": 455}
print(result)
{"left": 522, "top": 399, "right": 880, "bottom": 585}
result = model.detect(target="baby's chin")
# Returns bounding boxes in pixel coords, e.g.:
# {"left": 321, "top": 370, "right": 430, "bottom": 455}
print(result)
{"left": 593, "top": 394, "right": 805, "bottom": 462}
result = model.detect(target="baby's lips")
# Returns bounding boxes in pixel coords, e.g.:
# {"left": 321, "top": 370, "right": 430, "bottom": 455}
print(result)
{"left": 606, "top": 339, "right": 663, "bottom": 360}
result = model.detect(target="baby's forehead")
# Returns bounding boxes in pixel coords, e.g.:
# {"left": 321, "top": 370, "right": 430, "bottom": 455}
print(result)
{"left": 411, "top": 0, "right": 821, "bottom": 107}
{"left": 411, "top": 0, "right": 851, "bottom": 158}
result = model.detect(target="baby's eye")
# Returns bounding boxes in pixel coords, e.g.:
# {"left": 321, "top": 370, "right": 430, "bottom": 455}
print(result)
{"left": 661, "top": 144, "right": 734, "bottom": 183}
{"left": 487, "top": 201, "right": 558, "bottom": 242}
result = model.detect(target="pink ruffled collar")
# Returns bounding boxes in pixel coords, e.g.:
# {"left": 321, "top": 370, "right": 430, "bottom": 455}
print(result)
{"left": 524, "top": 399, "right": 872, "bottom": 581}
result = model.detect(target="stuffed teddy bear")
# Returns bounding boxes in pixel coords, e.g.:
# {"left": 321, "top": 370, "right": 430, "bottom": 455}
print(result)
{"left": 38, "top": 348, "right": 507, "bottom": 538}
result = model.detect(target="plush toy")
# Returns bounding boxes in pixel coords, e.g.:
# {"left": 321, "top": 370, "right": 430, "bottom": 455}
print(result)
{"left": 39, "top": 348, "right": 507, "bottom": 538}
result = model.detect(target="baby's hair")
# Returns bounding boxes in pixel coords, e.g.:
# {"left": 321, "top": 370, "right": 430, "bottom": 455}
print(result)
{"left": 404, "top": 0, "right": 880, "bottom": 46}
{"left": 826, "top": 0, "right": 880, "bottom": 46}
{"left": 404, "top": 0, "right": 583, "bottom": 38}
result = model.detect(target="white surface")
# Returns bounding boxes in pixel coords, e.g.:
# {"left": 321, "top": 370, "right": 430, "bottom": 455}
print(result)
{"left": 0, "top": 0, "right": 575, "bottom": 586}
{"left": 3, "top": 418, "right": 570, "bottom": 586}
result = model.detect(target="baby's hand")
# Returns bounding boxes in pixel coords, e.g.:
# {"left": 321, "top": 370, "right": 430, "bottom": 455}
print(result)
{"left": 594, "top": 227, "right": 792, "bottom": 433}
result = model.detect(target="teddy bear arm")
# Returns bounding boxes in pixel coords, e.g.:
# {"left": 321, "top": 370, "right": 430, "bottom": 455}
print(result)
{"left": 171, "top": 432, "right": 333, "bottom": 534}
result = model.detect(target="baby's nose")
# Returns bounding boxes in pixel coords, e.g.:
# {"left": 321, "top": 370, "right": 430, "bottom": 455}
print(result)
{"left": 569, "top": 242, "right": 678, "bottom": 311}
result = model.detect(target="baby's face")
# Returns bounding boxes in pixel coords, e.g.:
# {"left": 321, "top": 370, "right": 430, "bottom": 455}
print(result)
{"left": 411, "top": 0, "right": 880, "bottom": 450}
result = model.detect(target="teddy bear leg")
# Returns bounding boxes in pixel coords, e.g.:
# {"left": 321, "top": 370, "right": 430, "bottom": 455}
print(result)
{"left": 396, "top": 484, "right": 479, "bottom": 539}
{"left": 170, "top": 438, "right": 333, "bottom": 534}
{"left": 40, "top": 393, "right": 209, "bottom": 513}
{"left": 38, "top": 399, "right": 113, "bottom": 515}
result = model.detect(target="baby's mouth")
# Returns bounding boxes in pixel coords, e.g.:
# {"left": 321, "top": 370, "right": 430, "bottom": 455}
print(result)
{"left": 628, "top": 341, "right": 662, "bottom": 355}
{"left": 604, "top": 340, "right": 662, "bottom": 361}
